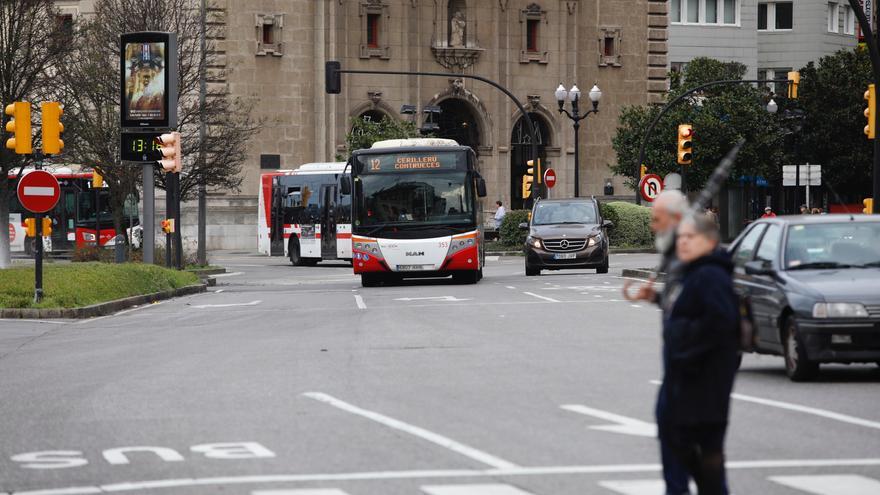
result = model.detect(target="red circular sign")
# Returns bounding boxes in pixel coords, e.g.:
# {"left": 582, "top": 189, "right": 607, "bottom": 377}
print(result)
{"left": 17, "top": 170, "right": 60, "bottom": 213}
{"left": 543, "top": 168, "right": 557, "bottom": 189}
{"left": 639, "top": 174, "right": 664, "bottom": 202}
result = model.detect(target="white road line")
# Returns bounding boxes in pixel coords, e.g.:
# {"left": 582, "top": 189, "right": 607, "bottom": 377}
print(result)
{"left": 211, "top": 271, "right": 243, "bottom": 278}
{"left": 597, "top": 479, "right": 669, "bottom": 495}
{"left": 191, "top": 300, "right": 261, "bottom": 309}
{"left": 649, "top": 380, "right": 880, "bottom": 431}
{"left": 486, "top": 256, "right": 500, "bottom": 261}
{"left": 769, "top": 474, "right": 880, "bottom": 495}
{"left": 354, "top": 295, "right": 367, "bottom": 310}
{"left": 12, "top": 459, "right": 880, "bottom": 495}
{"left": 505, "top": 286, "right": 516, "bottom": 289}
{"left": 561, "top": 405, "right": 657, "bottom": 437}
{"left": 0, "top": 319, "right": 67, "bottom": 325}
{"left": 253, "top": 490, "right": 349, "bottom": 495}
{"left": 215, "top": 289, "right": 224, "bottom": 293}
{"left": 522, "top": 292, "right": 559, "bottom": 303}
{"left": 421, "top": 484, "right": 534, "bottom": 494}
{"left": 302, "top": 392, "right": 518, "bottom": 469}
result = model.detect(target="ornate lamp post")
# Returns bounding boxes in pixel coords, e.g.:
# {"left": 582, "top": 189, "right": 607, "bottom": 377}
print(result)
{"left": 556, "top": 83, "right": 601, "bottom": 197}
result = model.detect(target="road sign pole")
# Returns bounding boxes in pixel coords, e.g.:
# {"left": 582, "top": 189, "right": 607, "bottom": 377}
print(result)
{"left": 165, "top": 176, "right": 173, "bottom": 267}
{"left": 142, "top": 163, "right": 155, "bottom": 265}
{"left": 174, "top": 173, "right": 183, "bottom": 270}
{"left": 34, "top": 212, "right": 43, "bottom": 304}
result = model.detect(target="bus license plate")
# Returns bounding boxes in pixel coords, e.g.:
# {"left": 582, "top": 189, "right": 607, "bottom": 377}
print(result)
{"left": 397, "top": 264, "right": 430, "bottom": 271}
{"left": 554, "top": 253, "right": 577, "bottom": 260}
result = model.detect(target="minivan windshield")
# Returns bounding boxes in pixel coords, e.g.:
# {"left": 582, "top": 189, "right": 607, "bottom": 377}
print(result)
{"left": 532, "top": 201, "right": 597, "bottom": 226}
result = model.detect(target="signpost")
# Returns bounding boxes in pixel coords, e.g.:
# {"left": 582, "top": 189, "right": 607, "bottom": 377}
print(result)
{"left": 543, "top": 168, "right": 557, "bottom": 189}
{"left": 783, "top": 164, "right": 821, "bottom": 208}
{"left": 17, "top": 171, "right": 61, "bottom": 303}
{"left": 639, "top": 174, "right": 664, "bottom": 202}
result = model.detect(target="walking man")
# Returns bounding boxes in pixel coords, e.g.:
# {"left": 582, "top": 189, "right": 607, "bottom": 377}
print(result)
{"left": 494, "top": 200, "right": 507, "bottom": 230}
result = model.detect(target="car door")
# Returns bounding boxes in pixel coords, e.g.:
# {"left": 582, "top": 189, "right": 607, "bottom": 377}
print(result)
{"left": 749, "top": 223, "right": 786, "bottom": 350}
{"left": 730, "top": 223, "right": 768, "bottom": 346}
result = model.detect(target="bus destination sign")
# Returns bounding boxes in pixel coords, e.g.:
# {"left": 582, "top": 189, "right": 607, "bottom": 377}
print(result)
{"left": 358, "top": 152, "right": 464, "bottom": 174}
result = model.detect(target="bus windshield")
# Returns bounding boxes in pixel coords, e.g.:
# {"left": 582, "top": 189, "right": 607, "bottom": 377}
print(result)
{"left": 359, "top": 171, "right": 474, "bottom": 228}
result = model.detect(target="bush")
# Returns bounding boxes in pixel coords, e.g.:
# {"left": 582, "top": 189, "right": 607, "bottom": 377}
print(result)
{"left": 600, "top": 201, "right": 654, "bottom": 248}
{"left": 73, "top": 241, "right": 207, "bottom": 267}
{"left": 498, "top": 209, "right": 530, "bottom": 246}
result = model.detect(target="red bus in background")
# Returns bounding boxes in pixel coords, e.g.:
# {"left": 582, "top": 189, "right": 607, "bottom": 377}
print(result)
{"left": 7, "top": 166, "right": 139, "bottom": 254}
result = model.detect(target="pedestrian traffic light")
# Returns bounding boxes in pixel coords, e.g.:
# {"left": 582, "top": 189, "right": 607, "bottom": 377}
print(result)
{"left": 677, "top": 124, "right": 693, "bottom": 165}
{"left": 865, "top": 85, "right": 875, "bottom": 140}
{"left": 161, "top": 218, "right": 175, "bottom": 234}
{"left": 41, "top": 217, "right": 52, "bottom": 237}
{"left": 5, "top": 101, "right": 32, "bottom": 154}
{"left": 787, "top": 71, "right": 800, "bottom": 99}
{"left": 640, "top": 164, "right": 647, "bottom": 178}
{"left": 157, "top": 132, "right": 182, "bottom": 173}
{"left": 325, "top": 61, "right": 341, "bottom": 94}
{"left": 41, "top": 102, "right": 63, "bottom": 154}
{"left": 23, "top": 218, "right": 36, "bottom": 237}
{"left": 864, "top": 198, "right": 875, "bottom": 214}
{"left": 93, "top": 169, "right": 103, "bottom": 188}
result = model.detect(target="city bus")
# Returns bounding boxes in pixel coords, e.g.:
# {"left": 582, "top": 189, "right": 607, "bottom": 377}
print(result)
{"left": 7, "top": 166, "right": 138, "bottom": 254}
{"left": 257, "top": 162, "right": 352, "bottom": 265}
{"left": 346, "top": 138, "right": 488, "bottom": 287}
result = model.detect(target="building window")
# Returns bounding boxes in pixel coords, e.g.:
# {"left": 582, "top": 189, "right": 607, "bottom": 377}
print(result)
{"left": 844, "top": 5, "right": 856, "bottom": 35}
{"left": 359, "top": 1, "right": 390, "bottom": 59}
{"left": 526, "top": 19, "right": 539, "bottom": 52}
{"left": 828, "top": 3, "right": 839, "bottom": 32}
{"left": 367, "top": 14, "right": 380, "bottom": 48}
{"left": 760, "top": 68, "right": 791, "bottom": 94}
{"left": 599, "top": 27, "right": 622, "bottom": 67}
{"left": 260, "top": 154, "right": 281, "bottom": 170}
{"left": 671, "top": 61, "right": 688, "bottom": 73}
{"left": 758, "top": 2, "right": 793, "bottom": 31}
{"left": 672, "top": 0, "right": 738, "bottom": 25}
{"left": 519, "top": 4, "right": 548, "bottom": 64}
{"left": 255, "top": 14, "right": 284, "bottom": 56}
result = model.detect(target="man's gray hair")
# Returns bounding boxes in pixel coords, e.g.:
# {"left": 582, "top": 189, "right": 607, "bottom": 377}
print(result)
{"left": 653, "top": 190, "right": 688, "bottom": 217}
{"left": 681, "top": 212, "right": 721, "bottom": 243}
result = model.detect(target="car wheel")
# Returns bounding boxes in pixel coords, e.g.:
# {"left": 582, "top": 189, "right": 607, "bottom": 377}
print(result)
{"left": 597, "top": 255, "right": 609, "bottom": 274}
{"left": 783, "top": 318, "right": 819, "bottom": 382}
{"left": 453, "top": 270, "right": 480, "bottom": 284}
{"left": 525, "top": 263, "right": 540, "bottom": 276}
{"left": 361, "top": 274, "right": 380, "bottom": 287}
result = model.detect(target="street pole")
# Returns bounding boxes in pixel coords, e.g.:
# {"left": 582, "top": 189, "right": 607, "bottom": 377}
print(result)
{"left": 197, "top": 0, "right": 208, "bottom": 265}
{"left": 142, "top": 163, "right": 154, "bottom": 264}
{"left": 34, "top": 212, "right": 43, "bottom": 304}
{"left": 165, "top": 175, "right": 172, "bottom": 267}
{"left": 174, "top": 173, "right": 183, "bottom": 269}
{"left": 573, "top": 118, "right": 580, "bottom": 198}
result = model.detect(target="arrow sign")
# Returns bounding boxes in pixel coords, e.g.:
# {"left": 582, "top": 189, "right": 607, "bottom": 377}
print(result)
{"left": 394, "top": 296, "right": 472, "bottom": 302}
{"left": 561, "top": 404, "right": 657, "bottom": 437}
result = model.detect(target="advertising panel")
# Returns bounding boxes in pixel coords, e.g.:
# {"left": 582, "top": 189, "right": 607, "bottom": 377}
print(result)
{"left": 120, "top": 32, "right": 177, "bottom": 129}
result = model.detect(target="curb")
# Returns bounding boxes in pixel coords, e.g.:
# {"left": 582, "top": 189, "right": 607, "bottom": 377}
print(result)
{"left": 621, "top": 268, "right": 665, "bottom": 281}
{"left": 187, "top": 267, "right": 227, "bottom": 276}
{"left": 611, "top": 247, "right": 656, "bottom": 254}
{"left": 0, "top": 284, "right": 207, "bottom": 320}
{"left": 486, "top": 251, "right": 523, "bottom": 257}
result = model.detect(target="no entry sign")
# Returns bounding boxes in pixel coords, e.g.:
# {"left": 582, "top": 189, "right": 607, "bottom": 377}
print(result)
{"left": 17, "top": 170, "right": 60, "bottom": 213}
{"left": 639, "top": 174, "right": 663, "bottom": 202}
{"left": 543, "top": 167, "right": 557, "bottom": 189}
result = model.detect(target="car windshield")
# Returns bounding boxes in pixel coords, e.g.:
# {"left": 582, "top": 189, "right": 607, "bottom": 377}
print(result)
{"left": 532, "top": 202, "right": 597, "bottom": 226}
{"left": 358, "top": 171, "right": 474, "bottom": 227}
{"left": 785, "top": 221, "right": 880, "bottom": 269}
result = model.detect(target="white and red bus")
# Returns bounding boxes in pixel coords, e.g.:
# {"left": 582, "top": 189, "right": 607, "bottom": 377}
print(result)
{"left": 257, "top": 162, "right": 352, "bottom": 265}
{"left": 347, "top": 138, "right": 488, "bottom": 287}
{"left": 7, "top": 166, "right": 139, "bottom": 254}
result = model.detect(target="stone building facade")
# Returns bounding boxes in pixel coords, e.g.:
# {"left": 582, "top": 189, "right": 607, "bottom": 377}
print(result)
{"left": 56, "top": 0, "right": 669, "bottom": 250}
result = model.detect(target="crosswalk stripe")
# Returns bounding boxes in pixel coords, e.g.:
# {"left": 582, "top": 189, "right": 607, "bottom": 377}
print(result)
{"left": 598, "top": 479, "right": 680, "bottom": 495}
{"left": 769, "top": 474, "right": 880, "bottom": 495}
{"left": 421, "top": 484, "right": 535, "bottom": 494}
{"left": 252, "top": 490, "right": 349, "bottom": 495}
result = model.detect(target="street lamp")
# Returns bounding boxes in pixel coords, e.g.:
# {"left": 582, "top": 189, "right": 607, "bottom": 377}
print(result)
{"left": 556, "top": 82, "right": 601, "bottom": 197}
{"left": 766, "top": 98, "right": 778, "bottom": 114}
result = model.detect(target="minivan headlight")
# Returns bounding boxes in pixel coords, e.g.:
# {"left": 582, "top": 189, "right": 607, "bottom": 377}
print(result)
{"left": 812, "top": 303, "right": 869, "bottom": 318}
{"left": 527, "top": 236, "right": 542, "bottom": 249}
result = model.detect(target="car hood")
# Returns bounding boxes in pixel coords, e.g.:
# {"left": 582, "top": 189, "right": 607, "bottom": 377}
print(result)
{"left": 783, "top": 268, "right": 880, "bottom": 304}
{"left": 530, "top": 223, "right": 600, "bottom": 238}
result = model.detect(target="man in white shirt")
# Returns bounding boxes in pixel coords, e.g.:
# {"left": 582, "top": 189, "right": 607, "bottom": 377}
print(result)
{"left": 494, "top": 200, "right": 507, "bottom": 229}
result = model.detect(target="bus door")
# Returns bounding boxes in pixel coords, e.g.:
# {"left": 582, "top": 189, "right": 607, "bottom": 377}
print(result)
{"left": 270, "top": 178, "right": 284, "bottom": 256}
{"left": 57, "top": 189, "right": 77, "bottom": 250}
{"left": 321, "top": 184, "right": 337, "bottom": 259}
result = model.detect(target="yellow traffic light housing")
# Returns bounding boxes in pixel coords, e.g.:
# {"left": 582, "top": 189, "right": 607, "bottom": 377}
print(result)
{"left": 92, "top": 169, "right": 104, "bottom": 188}
{"left": 161, "top": 219, "right": 175, "bottom": 234}
{"left": 157, "top": 132, "right": 182, "bottom": 173}
{"left": 41, "top": 217, "right": 52, "bottom": 237}
{"left": 865, "top": 85, "right": 875, "bottom": 140}
{"left": 640, "top": 164, "right": 647, "bottom": 178}
{"left": 23, "top": 218, "right": 36, "bottom": 237}
{"left": 787, "top": 71, "right": 800, "bottom": 99}
{"left": 522, "top": 174, "right": 534, "bottom": 200}
{"left": 41, "top": 102, "right": 63, "bottom": 154}
{"left": 864, "top": 198, "right": 875, "bottom": 214}
{"left": 5, "top": 102, "right": 32, "bottom": 154}
{"left": 677, "top": 124, "right": 693, "bottom": 165}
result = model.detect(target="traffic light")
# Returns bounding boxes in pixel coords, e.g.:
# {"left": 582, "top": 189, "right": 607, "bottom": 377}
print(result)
{"left": 41, "top": 102, "right": 63, "bottom": 154}
{"left": 864, "top": 198, "right": 875, "bottom": 214}
{"left": 23, "top": 218, "right": 36, "bottom": 237}
{"left": 325, "top": 61, "right": 341, "bottom": 94}
{"left": 677, "top": 124, "right": 693, "bottom": 165}
{"left": 157, "top": 132, "right": 182, "bottom": 173}
{"left": 523, "top": 159, "right": 537, "bottom": 199}
{"left": 640, "top": 164, "right": 647, "bottom": 178}
{"left": 93, "top": 169, "right": 103, "bottom": 188}
{"left": 865, "top": 85, "right": 875, "bottom": 140}
{"left": 41, "top": 217, "right": 52, "bottom": 237}
{"left": 5, "top": 101, "right": 32, "bottom": 154}
{"left": 787, "top": 71, "right": 800, "bottom": 99}
{"left": 161, "top": 218, "right": 175, "bottom": 234}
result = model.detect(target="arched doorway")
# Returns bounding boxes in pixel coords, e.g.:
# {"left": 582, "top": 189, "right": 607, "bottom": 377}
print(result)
{"left": 357, "top": 109, "right": 387, "bottom": 124}
{"left": 510, "top": 113, "right": 550, "bottom": 209}
{"left": 436, "top": 98, "right": 481, "bottom": 151}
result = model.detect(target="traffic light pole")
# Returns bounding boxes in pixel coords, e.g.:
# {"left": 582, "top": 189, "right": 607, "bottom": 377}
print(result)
{"left": 142, "top": 164, "right": 155, "bottom": 265}
{"left": 174, "top": 173, "right": 183, "bottom": 270}
{"left": 165, "top": 176, "right": 173, "bottom": 267}
{"left": 34, "top": 212, "right": 43, "bottom": 304}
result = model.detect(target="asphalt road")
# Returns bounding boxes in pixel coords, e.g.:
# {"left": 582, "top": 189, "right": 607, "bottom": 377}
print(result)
{"left": 1, "top": 253, "right": 878, "bottom": 495}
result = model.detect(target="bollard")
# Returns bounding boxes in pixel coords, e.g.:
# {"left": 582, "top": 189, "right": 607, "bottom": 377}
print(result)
{"left": 115, "top": 235, "right": 126, "bottom": 263}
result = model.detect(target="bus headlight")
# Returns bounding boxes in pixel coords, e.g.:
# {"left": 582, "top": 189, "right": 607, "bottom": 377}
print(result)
{"left": 446, "top": 233, "right": 478, "bottom": 258}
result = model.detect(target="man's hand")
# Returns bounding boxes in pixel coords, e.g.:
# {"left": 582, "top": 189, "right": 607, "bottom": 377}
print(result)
{"left": 623, "top": 279, "right": 656, "bottom": 302}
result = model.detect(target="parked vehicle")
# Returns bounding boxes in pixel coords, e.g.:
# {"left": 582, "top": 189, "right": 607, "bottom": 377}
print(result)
{"left": 729, "top": 215, "right": 880, "bottom": 381}
{"left": 520, "top": 197, "right": 612, "bottom": 276}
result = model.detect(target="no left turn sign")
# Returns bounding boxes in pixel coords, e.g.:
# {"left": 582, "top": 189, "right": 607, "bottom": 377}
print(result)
{"left": 639, "top": 174, "right": 663, "bottom": 202}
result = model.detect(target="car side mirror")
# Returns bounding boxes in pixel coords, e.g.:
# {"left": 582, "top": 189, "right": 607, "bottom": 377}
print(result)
{"left": 518, "top": 222, "right": 529, "bottom": 230}
{"left": 340, "top": 177, "right": 351, "bottom": 195}
{"left": 602, "top": 219, "right": 614, "bottom": 229}
{"left": 744, "top": 260, "right": 775, "bottom": 276}
{"left": 476, "top": 177, "right": 487, "bottom": 198}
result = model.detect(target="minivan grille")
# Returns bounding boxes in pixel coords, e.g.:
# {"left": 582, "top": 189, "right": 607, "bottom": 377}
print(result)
{"left": 865, "top": 304, "right": 880, "bottom": 317}
{"left": 542, "top": 238, "right": 587, "bottom": 252}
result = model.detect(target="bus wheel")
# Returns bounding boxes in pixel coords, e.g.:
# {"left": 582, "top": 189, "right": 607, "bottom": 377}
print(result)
{"left": 289, "top": 239, "right": 305, "bottom": 266}
{"left": 453, "top": 270, "right": 479, "bottom": 284}
{"left": 361, "top": 273, "right": 381, "bottom": 287}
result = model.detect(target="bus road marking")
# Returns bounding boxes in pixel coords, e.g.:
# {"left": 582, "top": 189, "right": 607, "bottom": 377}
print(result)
{"left": 522, "top": 292, "right": 559, "bottom": 303}
{"left": 354, "top": 295, "right": 367, "bottom": 310}
{"left": 192, "top": 300, "right": 262, "bottom": 309}
{"left": 302, "top": 392, "right": 518, "bottom": 469}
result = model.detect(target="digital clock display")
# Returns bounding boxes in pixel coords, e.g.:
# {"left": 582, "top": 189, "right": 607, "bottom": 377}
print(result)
{"left": 121, "top": 132, "right": 163, "bottom": 162}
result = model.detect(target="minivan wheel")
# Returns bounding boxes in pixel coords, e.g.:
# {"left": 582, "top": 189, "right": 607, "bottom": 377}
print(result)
{"left": 525, "top": 263, "right": 540, "bottom": 276}
{"left": 783, "top": 318, "right": 819, "bottom": 382}
{"left": 597, "top": 255, "right": 609, "bottom": 274}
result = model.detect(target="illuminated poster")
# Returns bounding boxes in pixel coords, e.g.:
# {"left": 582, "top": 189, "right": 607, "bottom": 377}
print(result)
{"left": 123, "top": 42, "right": 166, "bottom": 122}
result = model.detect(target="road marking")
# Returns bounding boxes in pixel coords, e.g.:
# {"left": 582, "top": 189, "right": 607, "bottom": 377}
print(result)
{"left": 505, "top": 286, "right": 516, "bottom": 289}
{"left": 598, "top": 479, "right": 668, "bottom": 495}
{"left": 211, "top": 271, "right": 243, "bottom": 278}
{"left": 769, "top": 474, "right": 880, "bottom": 494}
{"left": 13, "top": 459, "right": 880, "bottom": 494}
{"left": 0, "top": 319, "right": 67, "bottom": 325}
{"left": 421, "top": 484, "right": 534, "bottom": 494}
{"left": 253, "top": 491, "right": 349, "bottom": 495}
{"left": 649, "top": 380, "right": 880, "bottom": 431}
{"left": 354, "top": 295, "right": 366, "bottom": 310}
{"left": 486, "top": 256, "right": 500, "bottom": 261}
{"left": 192, "top": 300, "right": 261, "bottom": 309}
{"left": 630, "top": 304, "right": 642, "bottom": 308}
{"left": 394, "top": 296, "right": 472, "bottom": 302}
{"left": 302, "top": 392, "right": 517, "bottom": 469}
{"left": 522, "top": 292, "right": 559, "bottom": 303}
{"left": 73, "top": 301, "right": 167, "bottom": 324}
{"left": 215, "top": 289, "right": 224, "bottom": 293}
{"left": 561, "top": 405, "right": 657, "bottom": 437}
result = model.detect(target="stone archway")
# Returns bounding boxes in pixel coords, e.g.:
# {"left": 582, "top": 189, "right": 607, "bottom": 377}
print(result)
{"left": 510, "top": 112, "right": 551, "bottom": 209}
{"left": 436, "top": 98, "right": 482, "bottom": 151}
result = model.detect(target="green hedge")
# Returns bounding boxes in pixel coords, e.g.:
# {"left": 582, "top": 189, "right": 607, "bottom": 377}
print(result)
{"left": 600, "top": 201, "right": 654, "bottom": 248}
{"left": 499, "top": 209, "right": 530, "bottom": 246}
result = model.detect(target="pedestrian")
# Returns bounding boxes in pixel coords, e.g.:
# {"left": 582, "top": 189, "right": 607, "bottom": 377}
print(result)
{"left": 761, "top": 206, "right": 776, "bottom": 218}
{"left": 494, "top": 200, "right": 507, "bottom": 230}
{"left": 705, "top": 206, "right": 718, "bottom": 225}
{"left": 661, "top": 213, "right": 739, "bottom": 495}
{"left": 811, "top": 207, "right": 822, "bottom": 215}
{"left": 799, "top": 204, "right": 808, "bottom": 215}
{"left": 623, "top": 189, "right": 694, "bottom": 495}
